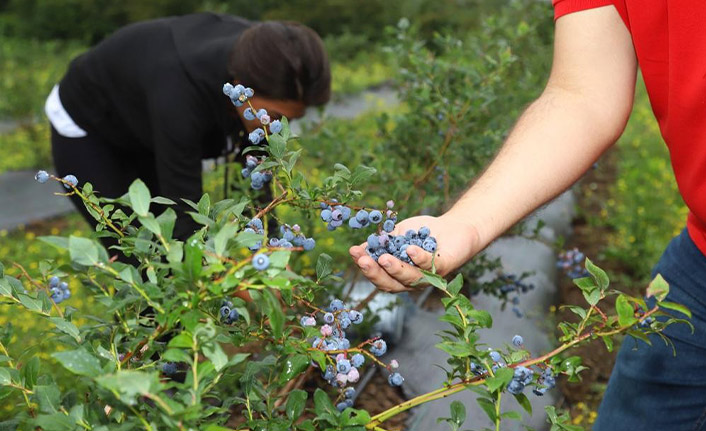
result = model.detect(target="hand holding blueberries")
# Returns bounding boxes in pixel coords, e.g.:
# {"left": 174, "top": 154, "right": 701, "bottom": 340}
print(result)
{"left": 349, "top": 214, "right": 481, "bottom": 292}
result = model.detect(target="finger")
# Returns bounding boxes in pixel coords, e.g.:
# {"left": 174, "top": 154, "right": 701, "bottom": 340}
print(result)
{"left": 353, "top": 254, "right": 411, "bottom": 293}
{"left": 405, "top": 246, "right": 434, "bottom": 270}
{"left": 377, "top": 253, "right": 425, "bottom": 287}
{"left": 349, "top": 243, "right": 368, "bottom": 260}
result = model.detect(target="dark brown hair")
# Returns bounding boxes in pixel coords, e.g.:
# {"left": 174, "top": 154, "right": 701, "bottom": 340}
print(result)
{"left": 229, "top": 21, "right": 331, "bottom": 106}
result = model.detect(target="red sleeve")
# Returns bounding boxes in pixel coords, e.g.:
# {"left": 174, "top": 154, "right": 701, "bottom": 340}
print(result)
{"left": 552, "top": 0, "right": 614, "bottom": 20}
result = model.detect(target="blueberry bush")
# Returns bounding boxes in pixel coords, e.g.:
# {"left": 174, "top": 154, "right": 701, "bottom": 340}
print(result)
{"left": 0, "top": 73, "right": 693, "bottom": 430}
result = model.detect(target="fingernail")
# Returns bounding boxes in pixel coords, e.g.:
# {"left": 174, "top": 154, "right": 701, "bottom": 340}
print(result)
{"left": 382, "top": 261, "right": 391, "bottom": 269}
{"left": 407, "top": 249, "right": 417, "bottom": 258}
{"left": 360, "top": 265, "right": 369, "bottom": 271}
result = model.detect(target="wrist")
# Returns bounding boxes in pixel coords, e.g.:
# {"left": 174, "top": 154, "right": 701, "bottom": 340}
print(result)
{"left": 438, "top": 212, "right": 484, "bottom": 257}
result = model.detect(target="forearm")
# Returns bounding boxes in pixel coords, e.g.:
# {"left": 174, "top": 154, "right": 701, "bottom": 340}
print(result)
{"left": 445, "top": 87, "right": 624, "bottom": 251}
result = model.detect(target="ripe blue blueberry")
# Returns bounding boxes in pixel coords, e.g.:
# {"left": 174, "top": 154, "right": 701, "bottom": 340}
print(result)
{"left": 340, "top": 317, "right": 352, "bottom": 329}
{"left": 252, "top": 253, "right": 270, "bottom": 271}
{"left": 336, "top": 359, "right": 352, "bottom": 374}
{"left": 243, "top": 107, "right": 256, "bottom": 121}
{"left": 367, "top": 234, "right": 380, "bottom": 248}
{"left": 220, "top": 305, "right": 231, "bottom": 319}
{"left": 244, "top": 87, "right": 254, "bottom": 98}
{"left": 303, "top": 238, "right": 316, "bottom": 251}
{"left": 369, "top": 210, "right": 383, "bottom": 224}
{"left": 349, "top": 218, "right": 363, "bottom": 229}
{"left": 228, "top": 308, "right": 239, "bottom": 322}
{"left": 489, "top": 351, "right": 502, "bottom": 362}
{"left": 256, "top": 108, "right": 268, "bottom": 119}
{"left": 324, "top": 312, "right": 335, "bottom": 324}
{"left": 330, "top": 299, "right": 345, "bottom": 312}
{"left": 355, "top": 210, "right": 369, "bottom": 223}
{"left": 269, "top": 120, "right": 282, "bottom": 134}
{"left": 512, "top": 335, "right": 524, "bottom": 347}
{"left": 49, "top": 276, "right": 60, "bottom": 287}
{"left": 371, "top": 339, "right": 387, "bottom": 356}
{"left": 241, "top": 168, "right": 250, "bottom": 178}
{"left": 422, "top": 238, "right": 437, "bottom": 253}
{"left": 344, "top": 387, "right": 356, "bottom": 399}
{"left": 349, "top": 310, "right": 363, "bottom": 324}
{"left": 336, "top": 402, "right": 348, "bottom": 412}
{"left": 383, "top": 219, "right": 395, "bottom": 233}
{"left": 388, "top": 372, "right": 404, "bottom": 386}
{"left": 161, "top": 362, "right": 178, "bottom": 375}
{"left": 62, "top": 175, "right": 78, "bottom": 189}
{"left": 352, "top": 353, "right": 365, "bottom": 368}
{"left": 35, "top": 170, "right": 50, "bottom": 184}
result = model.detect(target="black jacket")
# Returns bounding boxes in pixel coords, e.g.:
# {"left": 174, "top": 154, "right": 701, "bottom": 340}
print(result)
{"left": 58, "top": 13, "right": 250, "bottom": 235}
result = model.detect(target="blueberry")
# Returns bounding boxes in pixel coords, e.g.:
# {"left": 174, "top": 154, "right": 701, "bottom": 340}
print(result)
{"left": 355, "top": 210, "right": 369, "bottom": 223}
{"left": 348, "top": 218, "right": 363, "bottom": 229}
{"left": 244, "top": 87, "right": 254, "bottom": 98}
{"left": 371, "top": 339, "right": 387, "bottom": 356}
{"left": 35, "top": 170, "right": 50, "bottom": 184}
{"left": 324, "top": 312, "right": 335, "bottom": 324}
{"left": 269, "top": 238, "right": 280, "bottom": 247}
{"left": 339, "top": 206, "right": 352, "bottom": 220}
{"left": 248, "top": 130, "right": 263, "bottom": 145}
{"left": 252, "top": 253, "right": 270, "bottom": 271}
{"left": 340, "top": 317, "right": 352, "bottom": 329}
{"left": 269, "top": 120, "right": 282, "bottom": 134}
{"left": 256, "top": 108, "right": 267, "bottom": 119}
{"left": 222, "top": 82, "right": 234, "bottom": 96}
{"left": 62, "top": 175, "right": 78, "bottom": 189}
{"left": 349, "top": 310, "right": 363, "bottom": 324}
{"left": 260, "top": 114, "right": 271, "bottom": 125}
{"left": 367, "top": 234, "right": 380, "bottom": 249}
{"left": 352, "top": 353, "right": 365, "bottom": 367}
{"left": 330, "top": 299, "right": 344, "bottom": 311}
{"left": 220, "top": 305, "right": 231, "bottom": 319}
{"left": 383, "top": 219, "right": 395, "bottom": 233}
{"left": 336, "top": 402, "right": 348, "bottom": 412}
{"left": 243, "top": 107, "right": 256, "bottom": 121}
{"left": 246, "top": 155, "right": 258, "bottom": 169}
{"left": 507, "top": 379, "right": 524, "bottom": 395}
{"left": 49, "top": 276, "right": 60, "bottom": 287}
{"left": 248, "top": 218, "right": 263, "bottom": 231}
{"left": 388, "top": 372, "right": 404, "bottom": 386}
{"left": 489, "top": 351, "right": 502, "bottom": 362}
{"left": 422, "top": 238, "right": 437, "bottom": 253}
{"left": 369, "top": 210, "right": 383, "bottom": 224}
{"left": 512, "top": 335, "right": 524, "bottom": 347}
{"left": 161, "top": 362, "right": 178, "bottom": 375}
{"left": 344, "top": 387, "right": 356, "bottom": 399}
{"left": 336, "top": 359, "right": 352, "bottom": 374}
{"left": 418, "top": 226, "right": 431, "bottom": 238}
{"left": 241, "top": 167, "right": 251, "bottom": 178}
{"left": 303, "top": 238, "right": 316, "bottom": 251}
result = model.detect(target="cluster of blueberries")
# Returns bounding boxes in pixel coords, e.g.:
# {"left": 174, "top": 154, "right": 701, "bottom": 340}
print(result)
{"left": 319, "top": 200, "right": 396, "bottom": 232}
{"left": 365, "top": 225, "right": 437, "bottom": 266}
{"left": 222, "top": 83, "right": 283, "bottom": 146}
{"left": 241, "top": 155, "right": 273, "bottom": 191}
{"left": 556, "top": 248, "right": 589, "bottom": 279}
{"left": 48, "top": 276, "right": 71, "bottom": 304}
{"left": 636, "top": 306, "right": 655, "bottom": 328}
{"left": 474, "top": 335, "right": 556, "bottom": 397}
{"left": 219, "top": 299, "right": 240, "bottom": 324}
{"left": 496, "top": 274, "right": 536, "bottom": 318}
{"left": 269, "top": 224, "right": 316, "bottom": 251}
{"left": 35, "top": 170, "right": 78, "bottom": 189}
{"left": 304, "top": 298, "right": 403, "bottom": 411}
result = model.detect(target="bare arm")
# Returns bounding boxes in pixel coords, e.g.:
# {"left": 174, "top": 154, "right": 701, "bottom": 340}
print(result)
{"left": 350, "top": 5, "right": 637, "bottom": 292}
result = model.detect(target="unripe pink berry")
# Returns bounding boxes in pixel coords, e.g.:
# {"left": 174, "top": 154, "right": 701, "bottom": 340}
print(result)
{"left": 321, "top": 324, "right": 333, "bottom": 336}
{"left": 390, "top": 359, "right": 399, "bottom": 369}
{"left": 347, "top": 367, "right": 360, "bottom": 382}
{"left": 336, "top": 373, "right": 348, "bottom": 385}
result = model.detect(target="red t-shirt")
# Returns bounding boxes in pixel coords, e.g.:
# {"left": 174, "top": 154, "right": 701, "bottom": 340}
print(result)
{"left": 553, "top": 0, "right": 706, "bottom": 257}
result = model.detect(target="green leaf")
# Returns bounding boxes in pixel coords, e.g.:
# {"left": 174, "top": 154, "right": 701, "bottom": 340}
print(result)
{"left": 485, "top": 367, "right": 514, "bottom": 392}
{"left": 447, "top": 274, "right": 464, "bottom": 295}
{"left": 647, "top": 274, "right": 670, "bottom": 302}
{"left": 263, "top": 289, "right": 284, "bottom": 338}
{"left": 468, "top": 309, "right": 492, "bottom": 328}
{"left": 128, "top": 179, "right": 151, "bottom": 217}
{"left": 197, "top": 194, "right": 211, "bottom": 216}
{"left": 350, "top": 165, "right": 377, "bottom": 185}
{"left": 500, "top": 410, "right": 522, "bottom": 420}
{"left": 214, "top": 223, "right": 238, "bottom": 256}
{"left": 279, "top": 354, "right": 309, "bottom": 384}
{"left": 658, "top": 301, "right": 691, "bottom": 318}
{"left": 572, "top": 276, "right": 596, "bottom": 291}
{"left": 601, "top": 335, "right": 614, "bottom": 352}
{"left": 17, "top": 294, "right": 43, "bottom": 313}
{"left": 33, "top": 413, "right": 76, "bottom": 431}
{"left": 95, "top": 371, "right": 160, "bottom": 405}
{"left": 69, "top": 236, "right": 102, "bottom": 266}
{"left": 313, "top": 388, "right": 337, "bottom": 417}
{"left": 316, "top": 253, "right": 332, "bottom": 281}
{"left": 138, "top": 215, "right": 162, "bottom": 236}
{"left": 435, "top": 342, "right": 474, "bottom": 357}
{"left": 449, "top": 400, "right": 466, "bottom": 426}
{"left": 21, "top": 356, "right": 39, "bottom": 388}
{"left": 34, "top": 385, "right": 61, "bottom": 414}
{"left": 0, "top": 368, "right": 11, "bottom": 385}
{"left": 285, "top": 389, "right": 307, "bottom": 420}
{"left": 38, "top": 236, "right": 69, "bottom": 250}
{"left": 585, "top": 258, "right": 609, "bottom": 291}
{"left": 52, "top": 348, "right": 102, "bottom": 377}
{"left": 167, "top": 333, "right": 193, "bottom": 349}
{"left": 0, "top": 278, "right": 12, "bottom": 297}
{"left": 202, "top": 342, "right": 228, "bottom": 372}
{"left": 268, "top": 133, "right": 287, "bottom": 159}
{"left": 476, "top": 397, "right": 497, "bottom": 423}
{"left": 582, "top": 287, "right": 601, "bottom": 306}
{"left": 513, "top": 393, "right": 532, "bottom": 415}
{"left": 151, "top": 196, "right": 176, "bottom": 205}
{"left": 420, "top": 271, "right": 447, "bottom": 290}
{"left": 184, "top": 237, "right": 203, "bottom": 280}
{"left": 616, "top": 295, "right": 637, "bottom": 327}
{"left": 234, "top": 230, "right": 262, "bottom": 248}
